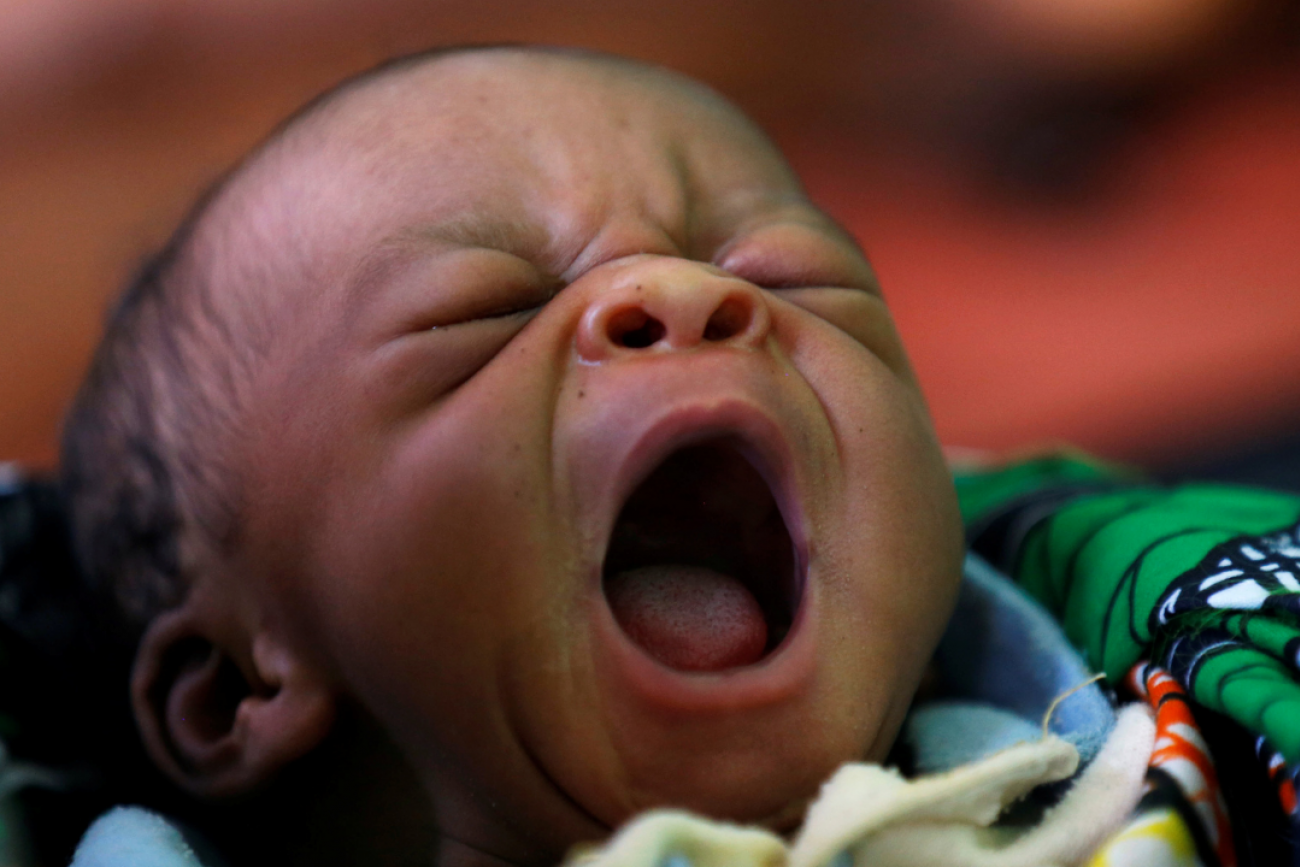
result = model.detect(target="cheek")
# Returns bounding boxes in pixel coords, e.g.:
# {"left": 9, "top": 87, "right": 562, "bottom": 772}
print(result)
{"left": 767, "top": 289, "right": 917, "bottom": 387}
{"left": 302, "top": 377, "right": 580, "bottom": 754}
{"left": 778, "top": 304, "right": 964, "bottom": 734}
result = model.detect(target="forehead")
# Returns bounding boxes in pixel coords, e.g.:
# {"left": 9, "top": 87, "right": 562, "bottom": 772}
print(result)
{"left": 213, "top": 50, "right": 808, "bottom": 287}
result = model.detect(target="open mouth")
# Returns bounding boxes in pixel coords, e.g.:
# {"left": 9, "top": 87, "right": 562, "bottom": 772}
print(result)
{"left": 602, "top": 437, "right": 800, "bottom": 673}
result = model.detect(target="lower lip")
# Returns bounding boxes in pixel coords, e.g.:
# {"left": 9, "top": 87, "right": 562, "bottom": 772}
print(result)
{"left": 590, "top": 557, "right": 816, "bottom": 715}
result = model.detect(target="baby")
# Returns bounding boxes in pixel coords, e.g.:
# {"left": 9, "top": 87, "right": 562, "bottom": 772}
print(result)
{"left": 60, "top": 46, "right": 966, "bottom": 865}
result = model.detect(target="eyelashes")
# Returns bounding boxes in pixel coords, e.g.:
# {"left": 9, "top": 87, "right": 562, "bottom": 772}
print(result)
{"left": 714, "top": 219, "right": 879, "bottom": 297}
{"left": 377, "top": 234, "right": 877, "bottom": 413}
{"left": 400, "top": 284, "right": 554, "bottom": 334}
{"left": 378, "top": 305, "right": 543, "bottom": 413}
{"left": 394, "top": 268, "right": 861, "bottom": 400}
{"left": 760, "top": 281, "right": 874, "bottom": 295}
{"left": 725, "top": 257, "right": 879, "bottom": 296}
{"left": 467, "top": 300, "right": 550, "bottom": 323}
{"left": 423, "top": 305, "right": 541, "bottom": 377}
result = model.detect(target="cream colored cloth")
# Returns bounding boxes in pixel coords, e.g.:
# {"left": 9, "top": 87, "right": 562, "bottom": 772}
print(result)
{"left": 565, "top": 703, "right": 1154, "bottom": 867}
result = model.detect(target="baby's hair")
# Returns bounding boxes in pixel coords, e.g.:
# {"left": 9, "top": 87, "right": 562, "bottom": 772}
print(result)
{"left": 60, "top": 198, "right": 238, "bottom": 634}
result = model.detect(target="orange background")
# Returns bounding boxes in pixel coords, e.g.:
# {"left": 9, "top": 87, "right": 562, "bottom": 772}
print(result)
{"left": 2, "top": 5, "right": 1298, "bottom": 471}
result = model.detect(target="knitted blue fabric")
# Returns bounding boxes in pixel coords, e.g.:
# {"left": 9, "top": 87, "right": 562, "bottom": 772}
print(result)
{"left": 70, "top": 807, "right": 212, "bottom": 867}
{"left": 903, "top": 553, "right": 1115, "bottom": 774}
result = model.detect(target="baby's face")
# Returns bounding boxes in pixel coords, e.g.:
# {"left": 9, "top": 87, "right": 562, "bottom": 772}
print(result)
{"left": 220, "top": 51, "right": 963, "bottom": 862}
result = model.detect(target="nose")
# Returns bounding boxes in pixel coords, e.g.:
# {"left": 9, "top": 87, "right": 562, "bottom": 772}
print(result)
{"left": 575, "top": 260, "right": 771, "bottom": 363}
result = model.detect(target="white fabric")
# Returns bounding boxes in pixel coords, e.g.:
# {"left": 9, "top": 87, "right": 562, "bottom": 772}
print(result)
{"left": 567, "top": 704, "right": 1154, "bottom": 867}
{"left": 566, "top": 813, "right": 786, "bottom": 867}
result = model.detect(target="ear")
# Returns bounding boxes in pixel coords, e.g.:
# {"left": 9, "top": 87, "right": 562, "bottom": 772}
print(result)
{"left": 132, "top": 603, "right": 337, "bottom": 799}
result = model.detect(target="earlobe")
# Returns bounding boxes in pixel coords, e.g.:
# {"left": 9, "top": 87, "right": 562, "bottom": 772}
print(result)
{"left": 133, "top": 604, "right": 336, "bottom": 799}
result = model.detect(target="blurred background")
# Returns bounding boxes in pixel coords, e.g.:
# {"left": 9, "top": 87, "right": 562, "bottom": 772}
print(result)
{"left": 2, "top": 0, "right": 1299, "bottom": 480}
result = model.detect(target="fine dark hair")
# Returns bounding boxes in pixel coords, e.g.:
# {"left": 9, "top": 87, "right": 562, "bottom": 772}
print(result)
{"left": 60, "top": 201, "right": 240, "bottom": 637}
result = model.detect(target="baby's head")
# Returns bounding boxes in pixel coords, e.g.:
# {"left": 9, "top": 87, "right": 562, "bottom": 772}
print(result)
{"left": 62, "top": 47, "right": 963, "bottom": 865}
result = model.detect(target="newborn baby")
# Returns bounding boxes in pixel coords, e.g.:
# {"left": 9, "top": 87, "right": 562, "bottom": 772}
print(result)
{"left": 61, "top": 46, "right": 965, "bottom": 865}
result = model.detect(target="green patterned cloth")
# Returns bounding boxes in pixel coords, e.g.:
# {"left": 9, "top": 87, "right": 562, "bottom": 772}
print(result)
{"left": 957, "top": 453, "right": 1300, "bottom": 764}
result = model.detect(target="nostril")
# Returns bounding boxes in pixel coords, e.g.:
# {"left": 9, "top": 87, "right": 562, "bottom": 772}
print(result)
{"left": 702, "top": 297, "right": 753, "bottom": 342}
{"left": 608, "top": 308, "right": 668, "bottom": 349}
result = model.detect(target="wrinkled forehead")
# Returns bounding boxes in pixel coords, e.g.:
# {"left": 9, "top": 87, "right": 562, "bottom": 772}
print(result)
{"left": 203, "top": 50, "right": 812, "bottom": 290}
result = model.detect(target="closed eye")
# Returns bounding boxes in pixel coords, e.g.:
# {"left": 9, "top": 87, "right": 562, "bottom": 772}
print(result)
{"left": 375, "top": 305, "right": 543, "bottom": 415}
{"left": 397, "top": 282, "right": 553, "bottom": 334}
{"left": 715, "top": 214, "right": 881, "bottom": 297}
{"left": 763, "top": 280, "right": 875, "bottom": 294}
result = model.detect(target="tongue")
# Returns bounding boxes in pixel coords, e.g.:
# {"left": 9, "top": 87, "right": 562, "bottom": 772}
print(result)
{"left": 606, "top": 565, "right": 768, "bottom": 671}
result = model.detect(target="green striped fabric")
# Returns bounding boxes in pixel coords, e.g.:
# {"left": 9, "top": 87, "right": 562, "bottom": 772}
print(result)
{"left": 956, "top": 454, "right": 1300, "bottom": 763}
